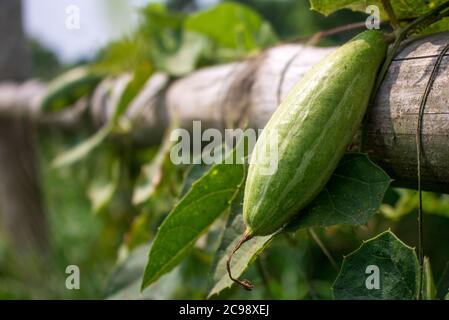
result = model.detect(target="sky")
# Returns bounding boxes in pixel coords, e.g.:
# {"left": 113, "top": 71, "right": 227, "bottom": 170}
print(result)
{"left": 22, "top": 0, "right": 219, "bottom": 64}
{"left": 23, "top": 0, "right": 149, "bottom": 63}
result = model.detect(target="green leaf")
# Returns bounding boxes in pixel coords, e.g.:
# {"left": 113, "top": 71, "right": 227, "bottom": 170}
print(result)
{"left": 39, "top": 66, "right": 102, "bottom": 113}
{"left": 141, "top": 3, "right": 185, "bottom": 35}
{"left": 106, "top": 244, "right": 181, "bottom": 300}
{"left": 423, "top": 257, "right": 436, "bottom": 300}
{"left": 179, "top": 144, "right": 229, "bottom": 197}
{"left": 422, "top": 17, "right": 449, "bottom": 35}
{"left": 333, "top": 230, "right": 419, "bottom": 300}
{"left": 140, "top": 3, "right": 205, "bottom": 76}
{"left": 436, "top": 262, "right": 449, "bottom": 300}
{"left": 152, "top": 31, "right": 211, "bottom": 76}
{"left": 141, "top": 151, "right": 246, "bottom": 290}
{"left": 124, "top": 212, "right": 153, "bottom": 250}
{"left": 287, "top": 153, "right": 391, "bottom": 230}
{"left": 207, "top": 187, "right": 272, "bottom": 298}
{"left": 51, "top": 74, "right": 132, "bottom": 168}
{"left": 181, "top": 164, "right": 211, "bottom": 197}
{"left": 185, "top": 2, "right": 277, "bottom": 53}
{"left": 87, "top": 158, "right": 120, "bottom": 213}
{"left": 132, "top": 133, "right": 175, "bottom": 205}
{"left": 97, "top": 2, "right": 278, "bottom": 76}
{"left": 141, "top": 4, "right": 211, "bottom": 75}
{"left": 52, "top": 64, "right": 152, "bottom": 168}
{"left": 381, "top": 189, "right": 449, "bottom": 220}
{"left": 208, "top": 153, "right": 390, "bottom": 297}
{"left": 52, "top": 125, "right": 112, "bottom": 168}
{"left": 310, "top": 0, "right": 448, "bottom": 21}
{"left": 310, "top": 0, "right": 364, "bottom": 16}
{"left": 113, "top": 63, "right": 153, "bottom": 124}
{"left": 94, "top": 38, "right": 148, "bottom": 76}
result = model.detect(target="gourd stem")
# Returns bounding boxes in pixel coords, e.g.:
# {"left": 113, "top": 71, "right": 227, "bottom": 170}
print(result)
{"left": 381, "top": 0, "right": 400, "bottom": 30}
{"left": 372, "top": 0, "right": 449, "bottom": 102}
{"left": 226, "top": 230, "right": 254, "bottom": 290}
{"left": 363, "top": 1, "right": 449, "bottom": 151}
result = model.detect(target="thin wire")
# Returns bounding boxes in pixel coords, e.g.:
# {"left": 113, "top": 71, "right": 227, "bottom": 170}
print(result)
{"left": 309, "top": 229, "right": 339, "bottom": 272}
{"left": 416, "top": 42, "right": 449, "bottom": 300}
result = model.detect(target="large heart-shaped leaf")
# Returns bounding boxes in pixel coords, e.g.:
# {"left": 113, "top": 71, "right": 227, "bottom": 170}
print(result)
{"left": 310, "top": 0, "right": 445, "bottom": 19}
{"left": 333, "top": 230, "right": 419, "bottom": 300}
{"left": 185, "top": 2, "right": 277, "bottom": 52}
{"left": 208, "top": 153, "right": 390, "bottom": 297}
{"left": 287, "top": 153, "right": 391, "bottom": 230}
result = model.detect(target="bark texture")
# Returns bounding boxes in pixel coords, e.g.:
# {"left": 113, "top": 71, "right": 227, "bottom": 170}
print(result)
{"left": 0, "top": 0, "right": 48, "bottom": 250}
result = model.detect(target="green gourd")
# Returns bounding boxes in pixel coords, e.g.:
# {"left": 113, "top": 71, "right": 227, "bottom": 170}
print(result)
{"left": 227, "top": 30, "right": 388, "bottom": 290}
{"left": 243, "top": 30, "right": 388, "bottom": 237}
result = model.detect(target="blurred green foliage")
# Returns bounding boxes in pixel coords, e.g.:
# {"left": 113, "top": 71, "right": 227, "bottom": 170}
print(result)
{"left": 235, "top": 0, "right": 367, "bottom": 43}
{"left": 1, "top": 0, "right": 448, "bottom": 300}
{"left": 28, "top": 39, "right": 62, "bottom": 80}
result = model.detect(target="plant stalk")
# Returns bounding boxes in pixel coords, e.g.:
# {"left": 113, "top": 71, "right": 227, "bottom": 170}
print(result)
{"left": 226, "top": 230, "right": 254, "bottom": 290}
{"left": 381, "top": 0, "right": 400, "bottom": 29}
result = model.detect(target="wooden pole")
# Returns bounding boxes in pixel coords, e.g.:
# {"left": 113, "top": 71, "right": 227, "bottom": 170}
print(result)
{"left": 0, "top": 0, "right": 48, "bottom": 250}
{"left": 1, "top": 33, "right": 449, "bottom": 193}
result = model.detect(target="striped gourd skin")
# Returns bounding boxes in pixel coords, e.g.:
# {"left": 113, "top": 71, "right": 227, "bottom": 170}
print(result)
{"left": 243, "top": 30, "right": 387, "bottom": 236}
